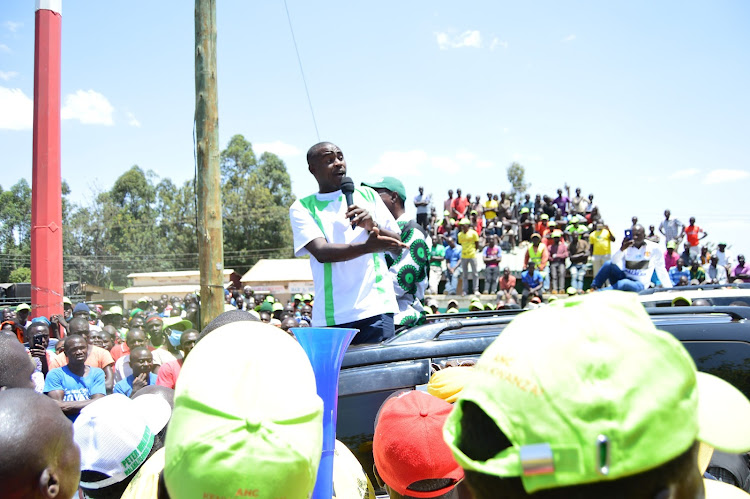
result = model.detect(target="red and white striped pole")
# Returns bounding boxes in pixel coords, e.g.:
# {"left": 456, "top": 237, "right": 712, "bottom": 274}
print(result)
{"left": 31, "top": 0, "right": 63, "bottom": 320}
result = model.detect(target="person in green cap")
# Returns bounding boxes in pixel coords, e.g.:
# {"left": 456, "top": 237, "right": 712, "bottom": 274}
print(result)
{"left": 290, "top": 142, "right": 406, "bottom": 344}
{"left": 363, "top": 176, "right": 431, "bottom": 329}
{"left": 444, "top": 291, "right": 750, "bottom": 498}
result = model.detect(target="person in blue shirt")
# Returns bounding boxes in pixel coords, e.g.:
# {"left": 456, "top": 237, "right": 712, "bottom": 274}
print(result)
{"left": 669, "top": 258, "right": 691, "bottom": 287}
{"left": 521, "top": 261, "right": 544, "bottom": 308}
{"left": 444, "top": 237, "right": 463, "bottom": 295}
{"left": 113, "top": 346, "right": 158, "bottom": 397}
{"left": 44, "top": 335, "right": 106, "bottom": 420}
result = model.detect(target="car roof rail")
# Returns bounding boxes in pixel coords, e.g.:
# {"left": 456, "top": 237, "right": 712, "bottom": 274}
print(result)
{"left": 638, "top": 283, "right": 750, "bottom": 296}
{"left": 425, "top": 308, "right": 522, "bottom": 322}
{"left": 645, "top": 305, "right": 750, "bottom": 321}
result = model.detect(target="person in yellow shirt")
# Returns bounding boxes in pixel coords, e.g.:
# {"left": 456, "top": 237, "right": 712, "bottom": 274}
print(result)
{"left": 483, "top": 193, "right": 499, "bottom": 237}
{"left": 458, "top": 219, "right": 480, "bottom": 295}
{"left": 589, "top": 221, "right": 616, "bottom": 277}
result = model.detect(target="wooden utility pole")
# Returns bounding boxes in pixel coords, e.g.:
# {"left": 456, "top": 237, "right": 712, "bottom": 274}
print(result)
{"left": 195, "top": 0, "right": 224, "bottom": 329}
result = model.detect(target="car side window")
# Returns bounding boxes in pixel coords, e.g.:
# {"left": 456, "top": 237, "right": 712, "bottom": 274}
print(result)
{"left": 682, "top": 341, "right": 750, "bottom": 398}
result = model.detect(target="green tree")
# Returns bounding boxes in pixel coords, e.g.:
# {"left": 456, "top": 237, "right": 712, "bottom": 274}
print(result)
{"left": 0, "top": 179, "right": 32, "bottom": 282}
{"left": 507, "top": 162, "right": 530, "bottom": 197}
{"left": 220, "top": 135, "right": 295, "bottom": 272}
{"left": 8, "top": 267, "right": 31, "bottom": 283}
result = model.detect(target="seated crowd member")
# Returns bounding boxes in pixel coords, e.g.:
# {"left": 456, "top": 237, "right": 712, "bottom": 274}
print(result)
{"left": 114, "top": 346, "right": 158, "bottom": 397}
{"left": 444, "top": 291, "right": 750, "bottom": 498}
{"left": 49, "top": 317, "right": 115, "bottom": 393}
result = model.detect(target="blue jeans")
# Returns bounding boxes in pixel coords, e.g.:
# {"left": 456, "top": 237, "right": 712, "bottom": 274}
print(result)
{"left": 569, "top": 263, "right": 586, "bottom": 291}
{"left": 340, "top": 313, "right": 395, "bottom": 345}
{"left": 445, "top": 267, "right": 461, "bottom": 295}
{"left": 592, "top": 262, "right": 644, "bottom": 292}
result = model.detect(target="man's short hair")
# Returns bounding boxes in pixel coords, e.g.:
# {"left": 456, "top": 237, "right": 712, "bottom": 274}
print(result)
{"left": 306, "top": 141, "right": 335, "bottom": 166}
{"left": 443, "top": 292, "right": 750, "bottom": 497}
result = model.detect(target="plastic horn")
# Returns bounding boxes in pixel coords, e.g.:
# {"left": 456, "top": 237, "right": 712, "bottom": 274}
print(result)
{"left": 292, "top": 327, "right": 358, "bottom": 499}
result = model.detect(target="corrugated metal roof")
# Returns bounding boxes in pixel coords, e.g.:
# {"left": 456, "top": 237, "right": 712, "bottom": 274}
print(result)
{"left": 126, "top": 270, "right": 236, "bottom": 279}
{"left": 240, "top": 259, "right": 312, "bottom": 284}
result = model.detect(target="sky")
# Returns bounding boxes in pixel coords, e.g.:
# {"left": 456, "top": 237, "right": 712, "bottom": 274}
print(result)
{"left": 1, "top": 1, "right": 749, "bottom": 260}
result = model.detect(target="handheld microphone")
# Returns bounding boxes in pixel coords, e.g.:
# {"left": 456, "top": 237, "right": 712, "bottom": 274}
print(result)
{"left": 340, "top": 176, "right": 356, "bottom": 229}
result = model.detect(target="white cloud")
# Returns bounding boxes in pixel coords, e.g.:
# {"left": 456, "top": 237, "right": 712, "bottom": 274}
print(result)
{"left": 0, "top": 44, "right": 10, "bottom": 54}
{"left": 431, "top": 156, "right": 461, "bottom": 173}
{"left": 4, "top": 21, "right": 23, "bottom": 33}
{"left": 455, "top": 151, "right": 476, "bottom": 163}
{"left": 253, "top": 140, "right": 301, "bottom": 157}
{"left": 703, "top": 169, "right": 750, "bottom": 185}
{"left": 562, "top": 34, "right": 577, "bottom": 42}
{"left": 489, "top": 38, "right": 508, "bottom": 51}
{"left": 0, "top": 71, "right": 19, "bottom": 81}
{"left": 61, "top": 90, "right": 114, "bottom": 125}
{"left": 476, "top": 160, "right": 494, "bottom": 169}
{"left": 436, "top": 30, "right": 482, "bottom": 50}
{"left": 370, "top": 150, "right": 429, "bottom": 177}
{"left": 669, "top": 168, "right": 700, "bottom": 179}
{"left": 0, "top": 87, "right": 33, "bottom": 130}
{"left": 125, "top": 111, "right": 141, "bottom": 127}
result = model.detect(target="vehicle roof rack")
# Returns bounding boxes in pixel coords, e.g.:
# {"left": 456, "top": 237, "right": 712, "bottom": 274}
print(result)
{"left": 638, "top": 283, "right": 750, "bottom": 296}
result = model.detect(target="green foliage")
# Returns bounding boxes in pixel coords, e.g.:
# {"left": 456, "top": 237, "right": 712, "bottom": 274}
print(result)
{"left": 8, "top": 267, "right": 31, "bottom": 283}
{"left": 507, "top": 162, "right": 531, "bottom": 197}
{"left": 1, "top": 135, "right": 295, "bottom": 287}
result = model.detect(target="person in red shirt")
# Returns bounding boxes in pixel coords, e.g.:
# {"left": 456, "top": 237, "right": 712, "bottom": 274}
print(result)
{"left": 451, "top": 188, "right": 469, "bottom": 220}
{"left": 498, "top": 267, "right": 519, "bottom": 307}
{"left": 665, "top": 241, "right": 680, "bottom": 270}
{"left": 156, "top": 329, "right": 200, "bottom": 389}
{"left": 684, "top": 217, "right": 708, "bottom": 263}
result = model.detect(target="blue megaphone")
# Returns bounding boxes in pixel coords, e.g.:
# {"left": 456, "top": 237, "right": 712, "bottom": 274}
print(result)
{"left": 292, "top": 327, "right": 358, "bottom": 499}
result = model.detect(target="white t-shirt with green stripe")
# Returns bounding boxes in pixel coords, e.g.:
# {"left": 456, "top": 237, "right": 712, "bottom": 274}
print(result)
{"left": 290, "top": 186, "right": 399, "bottom": 327}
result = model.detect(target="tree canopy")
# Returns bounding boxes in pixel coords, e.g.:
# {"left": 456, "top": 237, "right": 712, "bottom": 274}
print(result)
{"left": 0, "top": 134, "right": 295, "bottom": 288}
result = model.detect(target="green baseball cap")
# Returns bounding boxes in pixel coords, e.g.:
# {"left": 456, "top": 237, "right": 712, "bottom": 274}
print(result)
{"left": 16, "top": 303, "right": 30, "bottom": 312}
{"left": 164, "top": 321, "right": 323, "bottom": 498}
{"left": 259, "top": 301, "right": 273, "bottom": 312}
{"left": 293, "top": 294, "right": 303, "bottom": 301}
{"left": 272, "top": 302, "right": 284, "bottom": 312}
{"left": 162, "top": 317, "right": 193, "bottom": 332}
{"left": 361, "top": 176, "right": 406, "bottom": 202}
{"left": 444, "top": 291, "right": 750, "bottom": 494}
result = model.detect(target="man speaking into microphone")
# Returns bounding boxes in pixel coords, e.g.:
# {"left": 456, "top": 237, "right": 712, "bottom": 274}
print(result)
{"left": 290, "top": 142, "right": 406, "bottom": 344}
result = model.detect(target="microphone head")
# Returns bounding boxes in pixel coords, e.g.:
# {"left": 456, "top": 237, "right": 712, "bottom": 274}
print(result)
{"left": 340, "top": 176, "right": 355, "bottom": 194}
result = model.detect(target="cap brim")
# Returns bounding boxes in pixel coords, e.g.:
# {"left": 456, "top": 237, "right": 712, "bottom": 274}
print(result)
{"left": 704, "top": 478, "right": 750, "bottom": 498}
{"left": 697, "top": 372, "right": 750, "bottom": 453}
{"left": 132, "top": 394, "right": 172, "bottom": 435}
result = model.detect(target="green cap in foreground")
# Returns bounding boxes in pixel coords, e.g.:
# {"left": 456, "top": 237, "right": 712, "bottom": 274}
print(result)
{"left": 165, "top": 320, "right": 323, "bottom": 499}
{"left": 443, "top": 291, "right": 750, "bottom": 494}
{"left": 361, "top": 176, "right": 407, "bottom": 201}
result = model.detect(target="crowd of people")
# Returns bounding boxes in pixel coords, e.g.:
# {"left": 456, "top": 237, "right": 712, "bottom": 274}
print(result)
{"left": 4, "top": 290, "right": 750, "bottom": 498}
{"left": 418, "top": 186, "right": 748, "bottom": 308}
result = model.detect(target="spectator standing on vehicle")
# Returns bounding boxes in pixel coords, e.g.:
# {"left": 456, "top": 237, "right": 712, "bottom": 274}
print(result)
{"left": 290, "top": 143, "right": 405, "bottom": 344}
{"left": 665, "top": 241, "right": 680, "bottom": 270}
{"left": 548, "top": 231, "right": 569, "bottom": 294}
{"left": 373, "top": 391, "right": 464, "bottom": 499}
{"left": 568, "top": 231, "right": 590, "bottom": 293}
{"left": 732, "top": 255, "right": 750, "bottom": 283}
{"left": 521, "top": 261, "right": 543, "bottom": 308}
{"left": 685, "top": 217, "right": 708, "bottom": 263}
{"left": 414, "top": 186, "right": 431, "bottom": 232}
{"left": 571, "top": 187, "right": 588, "bottom": 215}
{"left": 498, "top": 267, "right": 519, "bottom": 306}
{"left": 705, "top": 255, "right": 729, "bottom": 285}
{"left": 0, "top": 389, "right": 82, "bottom": 499}
{"left": 458, "top": 219, "right": 480, "bottom": 296}
{"left": 553, "top": 188, "right": 570, "bottom": 218}
{"left": 113, "top": 346, "right": 158, "bottom": 397}
{"left": 44, "top": 334, "right": 106, "bottom": 420}
{"left": 659, "top": 209, "right": 685, "bottom": 245}
{"left": 646, "top": 225, "right": 661, "bottom": 244}
{"left": 443, "top": 190, "right": 453, "bottom": 216}
{"left": 428, "top": 235, "right": 446, "bottom": 295}
{"left": 364, "top": 177, "right": 430, "bottom": 328}
{"left": 523, "top": 233, "right": 549, "bottom": 288}
{"left": 443, "top": 292, "right": 750, "bottom": 499}
{"left": 483, "top": 193, "right": 498, "bottom": 231}
{"left": 450, "top": 188, "right": 468, "bottom": 220}
{"left": 482, "top": 235, "right": 501, "bottom": 295}
{"left": 589, "top": 222, "right": 615, "bottom": 278}
{"left": 591, "top": 225, "right": 672, "bottom": 292}
{"left": 669, "top": 258, "right": 691, "bottom": 287}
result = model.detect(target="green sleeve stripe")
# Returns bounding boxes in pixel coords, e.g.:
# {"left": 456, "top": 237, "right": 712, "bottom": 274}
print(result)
{"left": 372, "top": 254, "right": 387, "bottom": 295}
{"left": 299, "top": 194, "right": 337, "bottom": 325}
{"left": 324, "top": 262, "right": 336, "bottom": 326}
